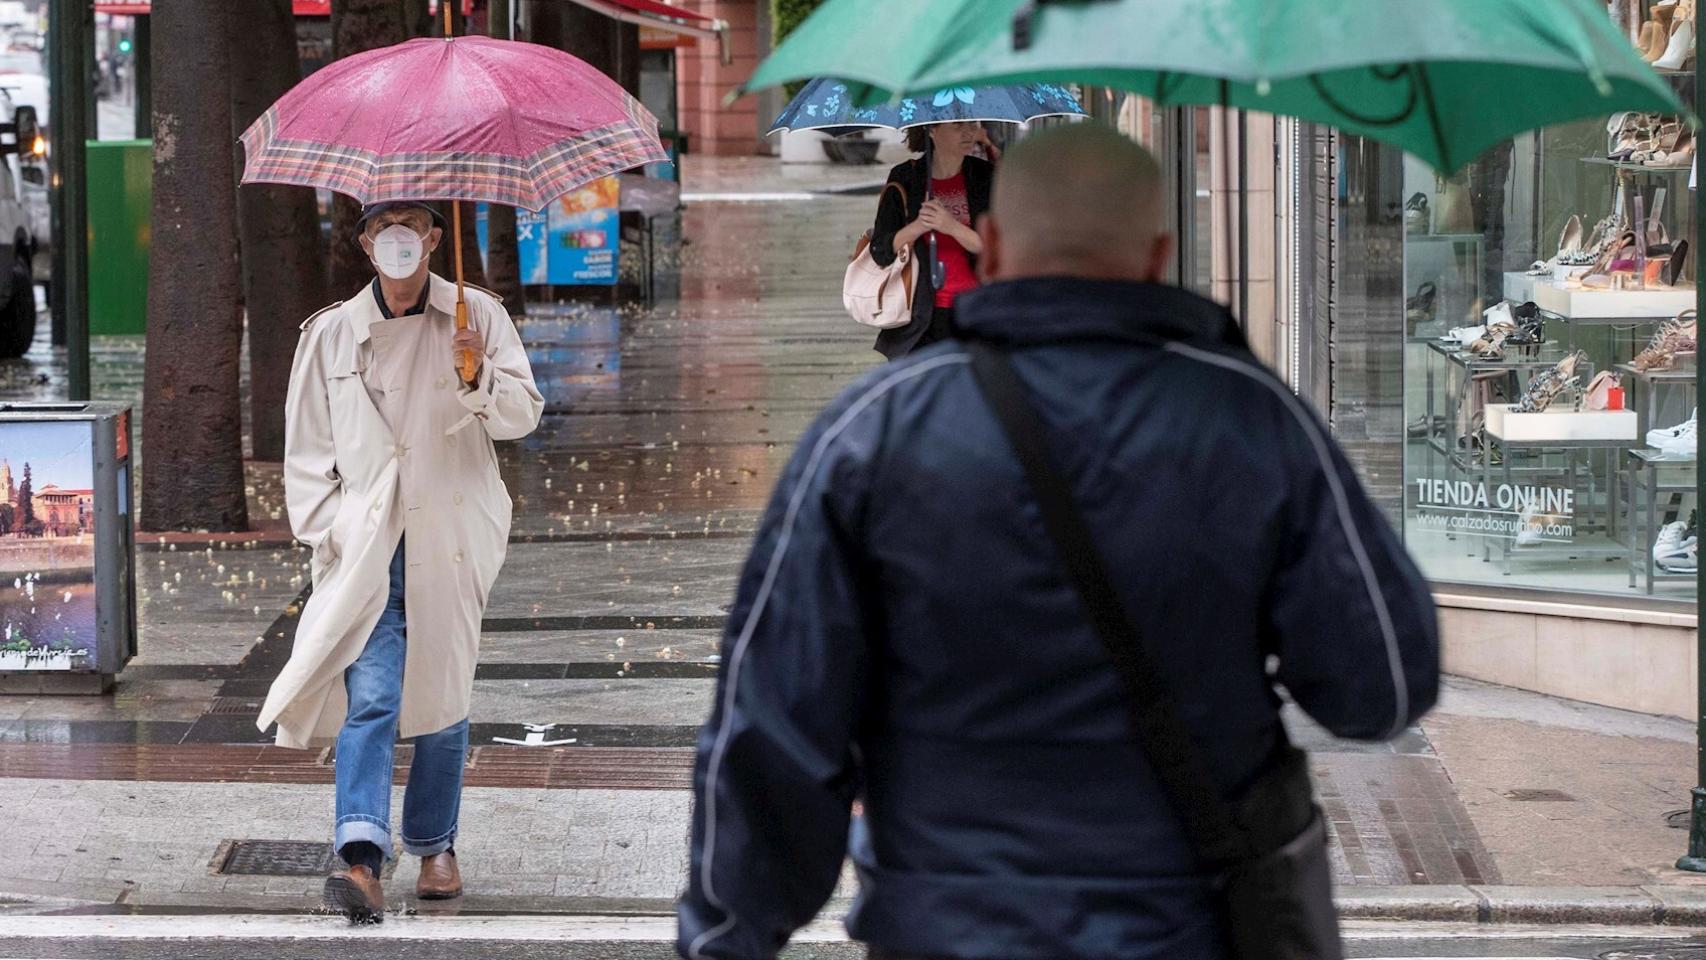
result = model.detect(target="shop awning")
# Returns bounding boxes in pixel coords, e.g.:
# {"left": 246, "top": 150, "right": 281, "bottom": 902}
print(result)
{"left": 94, "top": 1, "right": 332, "bottom": 14}
{"left": 560, "top": 0, "right": 731, "bottom": 64}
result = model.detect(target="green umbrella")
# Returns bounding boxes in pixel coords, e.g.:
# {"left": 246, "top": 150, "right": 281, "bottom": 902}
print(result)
{"left": 743, "top": 0, "right": 1689, "bottom": 173}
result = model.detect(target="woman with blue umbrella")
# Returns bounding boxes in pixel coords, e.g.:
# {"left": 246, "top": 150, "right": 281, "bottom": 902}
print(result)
{"left": 773, "top": 80, "right": 1086, "bottom": 358}
{"left": 871, "top": 119, "right": 992, "bottom": 358}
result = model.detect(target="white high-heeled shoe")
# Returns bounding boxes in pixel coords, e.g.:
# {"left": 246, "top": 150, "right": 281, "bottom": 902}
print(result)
{"left": 1656, "top": 14, "right": 1696, "bottom": 69}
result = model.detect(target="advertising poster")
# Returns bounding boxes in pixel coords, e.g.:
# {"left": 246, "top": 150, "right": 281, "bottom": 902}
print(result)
{"left": 476, "top": 176, "right": 620, "bottom": 286}
{"left": 0, "top": 422, "right": 97, "bottom": 671}
{"left": 547, "top": 177, "right": 620, "bottom": 286}
{"left": 518, "top": 207, "right": 550, "bottom": 286}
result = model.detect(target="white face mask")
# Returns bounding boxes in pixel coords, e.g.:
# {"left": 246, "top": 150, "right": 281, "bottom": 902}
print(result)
{"left": 368, "top": 224, "right": 427, "bottom": 280}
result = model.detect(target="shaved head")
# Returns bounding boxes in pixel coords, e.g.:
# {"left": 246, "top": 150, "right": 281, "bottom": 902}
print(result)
{"left": 978, "top": 123, "right": 1172, "bottom": 284}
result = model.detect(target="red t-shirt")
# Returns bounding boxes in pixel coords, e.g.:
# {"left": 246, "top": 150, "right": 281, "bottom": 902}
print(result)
{"left": 929, "top": 172, "right": 977, "bottom": 308}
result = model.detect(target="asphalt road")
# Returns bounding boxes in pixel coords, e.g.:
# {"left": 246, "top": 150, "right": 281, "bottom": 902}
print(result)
{"left": 0, "top": 916, "right": 1702, "bottom": 960}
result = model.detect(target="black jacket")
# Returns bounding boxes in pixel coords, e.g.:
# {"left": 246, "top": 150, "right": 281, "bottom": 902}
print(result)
{"left": 868, "top": 155, "right": 994, "bottom": 359}
{"left": 677, "top": 278, "right": 1440, "bottom": 960}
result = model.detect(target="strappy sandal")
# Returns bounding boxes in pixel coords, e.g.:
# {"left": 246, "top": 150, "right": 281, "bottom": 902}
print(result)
{"left": 1608, "top": 113, "right": 1654, "bottom": 161}
{"left": 1582, "top": 232, "right": 1638, "bottom": 288}
{"left": 1470, "top": 320, "right": 1518, "bottom": 360}
{"left": 1650, "top": 127, "right": 1696, "bottom": 168}
{"left": 1404, "top": 192, "right": 1430, "bottom": 234}
{"left": 1502, "top": 302, "right": 1545, "bottom": 346}
{"left": 1635, "top": 309, "right": 1699, "bottom": 371}
{"left": 1406, "top": 281, "right": 1437, "bottom": 326}
{"left": 1517, "top": 350, "right": 1589, "bottom": 413}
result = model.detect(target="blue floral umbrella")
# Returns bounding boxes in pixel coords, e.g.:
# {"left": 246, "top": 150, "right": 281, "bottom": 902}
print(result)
{"left": 768, "top": 78, "right": 1086, "bottom": 137}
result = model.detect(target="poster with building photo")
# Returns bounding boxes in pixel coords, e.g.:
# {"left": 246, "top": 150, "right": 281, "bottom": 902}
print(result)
{"left": 0, "top": 421, "right": 97, "bottom": 671}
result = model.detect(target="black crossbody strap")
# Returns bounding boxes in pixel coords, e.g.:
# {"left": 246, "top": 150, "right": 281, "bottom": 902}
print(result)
{"left": 965, "top": 340, "right": 1252, "bottom": 867}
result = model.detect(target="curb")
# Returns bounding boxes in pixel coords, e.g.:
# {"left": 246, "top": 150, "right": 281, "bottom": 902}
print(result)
{"left": 7, "top": 883, "right": 1706, "bottom": 927}
{"left": 1338, "top": 885, "right": 1706, "bottom": 926}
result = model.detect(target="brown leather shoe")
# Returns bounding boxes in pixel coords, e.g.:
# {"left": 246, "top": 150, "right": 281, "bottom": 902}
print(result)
{"left": 323, "top": 865, "right": 385, "bottom": 923}
{"left": 416, "top": 850, "right": 463, "bottom": 900}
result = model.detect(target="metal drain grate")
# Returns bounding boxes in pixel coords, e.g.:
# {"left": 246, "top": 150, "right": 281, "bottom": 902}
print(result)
{"left": 214, "top": 840, "right": 339, "bottom": 876}
{"left": 1502, "top": 788, "right": 1576, "bottom": 802}
{"left": 207, "top": 697, "right": 264, "bottom": 716}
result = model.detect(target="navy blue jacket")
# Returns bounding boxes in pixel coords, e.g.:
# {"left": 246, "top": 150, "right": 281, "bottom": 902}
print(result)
{"left": 677, "top": 279, "right": 1440, "bottom": 960}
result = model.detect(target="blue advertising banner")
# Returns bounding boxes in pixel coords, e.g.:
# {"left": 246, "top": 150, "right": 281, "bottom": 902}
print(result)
{"left": 475, "top": 176, "right": 620, "bottom": 286}
{"left": 549, "top": 177, "right": 620, "bottom": 286}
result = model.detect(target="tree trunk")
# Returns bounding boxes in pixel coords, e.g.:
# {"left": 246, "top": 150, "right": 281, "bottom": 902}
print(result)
{"left": 329, "top": 0, "right": 409, "bottom": 295}
{"left": 141, "top": 0, "right": 249, "bottom": 531}
{"left": 233, "top": 0, "right": 327, "bottom": 463}
{"left": 484, "top": 205, "right": 524, "bottom": 312}
{"left": 427, "top": 201, "right": 489, "bottom": 290}
{"left": 329, "top": 194, "right": 370, "bottom": 296}
{"left": 456, "top": 203, "right": 490, "bottom": 290}
{"left": 484, "top": 0, "right": 524, "bottom": 313}
{"left": 528, "top": 3, "right": 640, "bottom": 95}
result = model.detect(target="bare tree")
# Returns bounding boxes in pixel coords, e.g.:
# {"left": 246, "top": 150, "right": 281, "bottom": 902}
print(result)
{"left": 233, "top": 0, "right": 328, "bottom": 462}
{"left": 142, "top": 0, "right": 249, "bottom": 531}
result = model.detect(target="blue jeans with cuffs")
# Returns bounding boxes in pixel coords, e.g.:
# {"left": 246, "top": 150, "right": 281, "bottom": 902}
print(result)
{"left": 333, "top": 542, "right": 469, "bottom": 862}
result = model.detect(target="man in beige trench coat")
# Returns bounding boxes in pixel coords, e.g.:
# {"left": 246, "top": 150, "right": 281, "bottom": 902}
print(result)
{"left": 257, "top": 200, "right": 543, "bottom": 921}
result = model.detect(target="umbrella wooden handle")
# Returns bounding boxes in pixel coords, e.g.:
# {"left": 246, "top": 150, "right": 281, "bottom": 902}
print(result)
{"left": 455, "top": 300, "right": 478, "bottom": 383}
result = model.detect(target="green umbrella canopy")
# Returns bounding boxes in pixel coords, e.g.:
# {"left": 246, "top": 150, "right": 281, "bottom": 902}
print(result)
{"left": 743, "top": 0, "right": 1689, "bottom": 173}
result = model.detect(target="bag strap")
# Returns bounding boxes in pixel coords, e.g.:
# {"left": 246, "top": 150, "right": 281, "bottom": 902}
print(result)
{"left": 881, "top": 179, "right": 911, "bottom": 224}
{"left": 965, "top": 340, "right": 1253, "bottom": 867}
{"left": 874, "top": 180, "right": 915, "bottom": 310}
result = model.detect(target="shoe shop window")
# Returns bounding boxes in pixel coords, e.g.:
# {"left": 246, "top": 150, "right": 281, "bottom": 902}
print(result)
{"left": 1402, "top": 87, "right": 1698, "bottom": 600}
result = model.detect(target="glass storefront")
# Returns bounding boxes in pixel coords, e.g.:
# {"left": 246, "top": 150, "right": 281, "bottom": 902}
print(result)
{"left": 1401, "top": 107, "right": 1698, "bottom": 603}
{"left": 1100, "top": 11, "right": 1700, "bottom": 611}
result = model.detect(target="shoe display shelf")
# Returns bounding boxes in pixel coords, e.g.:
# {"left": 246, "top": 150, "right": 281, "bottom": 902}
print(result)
{"left": 1579, "top": 157, "right": 1697, "bottom": 174}
{"left": 1533, "top": 288, "right": 1695, "bottom": 324}
{"left": 1421, "top": 340, "right": 1573, "bottom": 479}
{"left": 1614, "top": 358, "right": 1696, "bottom": 439}
{"left": 1478, "top": 361, "right": 1636, "bottom": 576}
{"left": 1478, "top": 427, "right": 1632, "bottom": 576}
{"left": 1503, "top": 271, "right": 1541, "bottom": 305}
{"left": 1507, "top": 278, "right": 1694, "bottom": 320}
{"left": 1617, "top": 447, "right": 1698, "bottom": 594}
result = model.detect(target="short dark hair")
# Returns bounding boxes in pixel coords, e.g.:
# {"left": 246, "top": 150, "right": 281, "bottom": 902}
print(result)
{"left": 906, "top": 127, "right": 931, "bottom": 153}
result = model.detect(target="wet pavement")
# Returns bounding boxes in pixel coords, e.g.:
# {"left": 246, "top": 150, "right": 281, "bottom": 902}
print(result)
{"left": 0, "top": 158, "right": 1701, "bottom": 919}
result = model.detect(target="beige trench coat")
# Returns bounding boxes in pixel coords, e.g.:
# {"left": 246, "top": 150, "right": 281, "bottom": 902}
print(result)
{"left": 258, "top": 274, "right": 543, "bottom": 748}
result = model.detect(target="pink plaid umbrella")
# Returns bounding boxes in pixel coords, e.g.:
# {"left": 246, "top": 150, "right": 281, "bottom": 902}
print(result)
{"left": 240, "top": 32, "right": 668, "bottom": 380}
{"left": 240, "top": 35, "right": 668, "bottom": 211}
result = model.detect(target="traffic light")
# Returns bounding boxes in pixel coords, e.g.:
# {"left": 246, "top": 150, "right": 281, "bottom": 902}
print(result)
{"left": 116, "top": 38, "right": 132, "bottom": 55}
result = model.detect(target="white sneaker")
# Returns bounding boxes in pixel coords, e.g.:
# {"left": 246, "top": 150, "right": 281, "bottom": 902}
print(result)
{"left": 1655, "top": 521, "right": 1698, "bottom": 573}
{"left": 1648, "top": 410, "right": 1698, "bottom": 456}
